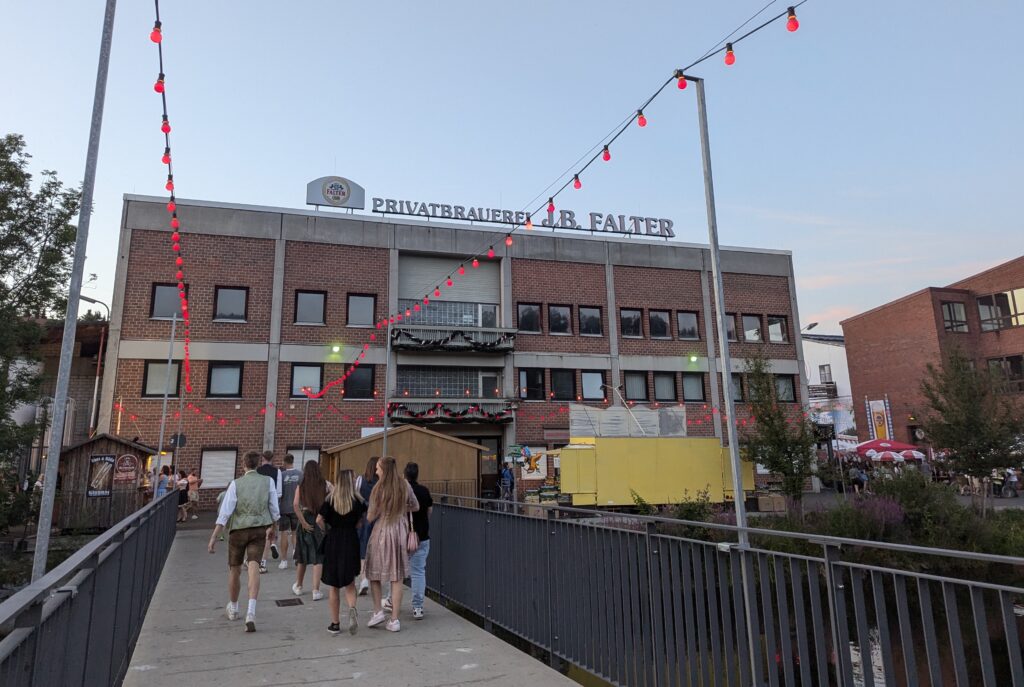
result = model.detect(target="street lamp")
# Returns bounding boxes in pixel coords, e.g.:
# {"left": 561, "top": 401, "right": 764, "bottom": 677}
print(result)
{"left": 802, "top": 322, "right": 819, "bottom": 332}
{"left": 79, "top": 295, "right": 109, "bottom": 436}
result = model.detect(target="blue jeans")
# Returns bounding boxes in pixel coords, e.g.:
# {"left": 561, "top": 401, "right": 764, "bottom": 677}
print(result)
{"left": 409, "top": 539, "right": 430, "bottom": 609}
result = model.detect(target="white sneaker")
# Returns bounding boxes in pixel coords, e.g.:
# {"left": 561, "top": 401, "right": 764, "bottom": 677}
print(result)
{"left": 291, "top": 583, "right": 302, "bottom": 596}
{"left": 358, "top": 577, "right": 369, "bottom": 596}
{"left": 413, "top": 607, "right": 424, "bottom": 620}
{"left": 244, "top": 613, "right": 256, "bottom": 632}
{"left": 311, "top": 590, "right": 324, "bottom": 601}
{"left": 385, "top": 618, "right": 401, "bottom": 632}
{"left": 382, "top": 597, "right": 393, "bottom": 613}
{"left": 225, "top": 603, "right": 239, "bottom": 621}
{"left": 367, "top": 610, "right": 387, "bottom": 628}
{"left": 191, "top": 515, "right": 198, "bottom": 520}
{"left": 278, "top": 560, "right": 288, "bottom": 570}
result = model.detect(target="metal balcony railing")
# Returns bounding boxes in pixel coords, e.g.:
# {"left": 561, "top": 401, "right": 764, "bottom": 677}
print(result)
{"left": 387, "top": 398, "right": 515, "bottom": 424}
{"left": 390, "top": 325, "right": 517, "bottom": 353}
{"left": 808, "top": 381, "right": 839, "bottom": 400}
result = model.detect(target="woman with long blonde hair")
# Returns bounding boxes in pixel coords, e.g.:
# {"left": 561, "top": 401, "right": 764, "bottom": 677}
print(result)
{"left": 316, "top": 468, "right": 365, "bottom": 635}
{"left": 355, "top": 456, "right": 379, "bottom": 596}
{"left": 364, "top": 456, "right": 419, "bottom": 632}
{"left": 292, "top": 460, "right": 328, "bottom": 600}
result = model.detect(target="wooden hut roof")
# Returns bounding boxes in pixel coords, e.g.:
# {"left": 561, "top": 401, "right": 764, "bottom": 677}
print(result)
{"left": 324, "top": 425, "right": 488, "bottom": 455}
{"left": 61, "top": 433, "right": 158, "bottom": 456}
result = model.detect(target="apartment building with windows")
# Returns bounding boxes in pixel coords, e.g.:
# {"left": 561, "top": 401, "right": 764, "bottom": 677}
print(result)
{"left": 98, "top": 194, "right": 808, "bottom": 501}
{"left": 842, "top": 256, "right": 1024, "bottom": 445}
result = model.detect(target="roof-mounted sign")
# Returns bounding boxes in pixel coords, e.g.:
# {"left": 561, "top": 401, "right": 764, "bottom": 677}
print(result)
{"left": 306, "top": 176, "right": 366, "bottom": 209}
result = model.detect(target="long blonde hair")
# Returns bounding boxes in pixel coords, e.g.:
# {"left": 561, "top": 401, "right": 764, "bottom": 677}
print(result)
{"left": 370, "top": 457, "right": 407, "bottom": 522}
{"left": 331, "top": 469, "right": 360, "bottom": 515}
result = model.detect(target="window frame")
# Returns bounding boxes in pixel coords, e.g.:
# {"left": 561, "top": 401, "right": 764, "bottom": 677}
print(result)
{"left": 624, "top": 371, "right": 649, "bottom": 401}
{"left": 774, "top": 374, "right": 797, "bottom": 403}
{"left": 294, "top": 289, "right": 327, "bottom": 326}
{"left": 731, "top": 373, "right": 744, "bottom": 402}
{"left": 548, "top": 304, "right": 572, "bottom": 336}
{"left": 579, "top": 306, "right": 603, "bottom": 337}
{"left": 677, "top": 311, "right": 700, "bottom": 340}
{"left": 581, "top": 370, "right": 606, "bottom": 401}
{"left": 343, "top": 364, "right": 375, "bottom": 399}
{"left": 620, "top": 308, "right": 643, "bottom": 338}
{"left": 142, "top": 360, "right": 181, "bottom": 398}
{"left": 550, "top": 369, "right": 576, "bottom": 401}
{"left": 290, "top": 363, "right": 324, "bottom": 398}
{"left": 517, "top": 302, "right": 542, "bottom": 333}
{"left": 286, "top": 446, "right": 322, "bottom": 469}
{"left": 200, "top": 447, "right": 238, "bottom": 489}
{"left": 653, "top": 372, "right": 677, "bottom": 402}
{"left": 213, "top": 285, "right": 249, "bottom": 322}
{"left": 346, "top": 293, "right": 376, "bottom": 328}
{"left": 767, "top": 315, "right": 789, "bottom": 343}
{"left": 206, "top": 362, "right": 244, "bottom": 398}
{"left": 682, "top": 373, "right": 705, "bottom": 402}
{"left": 742, "top": 315, "right": 763, "bottom": 343}
{"left": 150, "top": 282, "right": 183, "bottom": 320}
{"left": 518, "top": 368, "right": 546, "bottom": 401}
{"left": 725, "top": 313, "right": 738, "bottom": 342}
{"left": 941, "top": 301, "right": 969, "bottom": 333}
{"left": 819, "top": 364, "right": 833, "bottom": 384}
{"left": 649, "top": 310, "right": 672, "bottom": 340}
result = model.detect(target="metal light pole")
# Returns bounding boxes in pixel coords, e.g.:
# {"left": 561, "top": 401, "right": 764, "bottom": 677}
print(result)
{"left": 381, "top": 321, "right": 393, "bottom": 458}
{"left": 300, "top": 387, "right": 311, "bottom": 457}
{"left": 32, "top": 0, "right": 117, "bottom": 582}
{"left": 155, "top": 312, "right": 178, "bottom": 477}
{"left": 80, "top": 295, "right": 109, "bottom": 437}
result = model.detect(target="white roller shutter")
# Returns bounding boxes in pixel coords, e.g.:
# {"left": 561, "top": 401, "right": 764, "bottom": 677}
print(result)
{"left": 398, "top": 254, "right": 500, "bottom": 304}
{"left": 201, "top": 449, "right": 237, "bottom": 489}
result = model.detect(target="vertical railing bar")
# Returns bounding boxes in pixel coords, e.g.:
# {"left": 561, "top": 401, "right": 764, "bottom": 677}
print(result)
{"left": 1000, "top": 590, "right": 1024, "bottom": 687}
{"left": 804, "top": 559, "right": 830, "bottom": 687}
{"left": 628, "top": 531, "right": 646, "bottom": 686}
{"left": 789, "top": 558, "right": 813, "bottom": 687}
{"left": 758, "top": 553, "right": 780, "bottom": 687}
{"left": 918, "top": 578, "right": 945, "bottom": 687}
{"left": 691, "top": 543, "right": 711, "bottom": 687}
{"left": 772, "top": 556, "right": 796, "bottom": 687}
{"left": 717, "top": 547, "right": 738, "bottom": 687}
{"left": 893, "top": 574, "right": 919, "bottom": 687}
{"left": 941, "top": 581, "right": 970, "bottom": 687}
{"left": 607, "top": 528, "right": 623, "bottom": 685}
{"left": 742, "top": 548, "right": 766, "bottom": 687}
{"left": 969, "top": 586, "right": 997, "bottom": 687}
{"left": 849, "top": 568, "right": 876, "bottom": 687}
{"left": 680, "top": 542, "right": 699, "bottom": 687}
{"left": 825, "top": 546, "right": 855, "bottom": 687}
{"left": 646, "top": 526, "right": 664, "bottom": 687}
{"left": 616, "top": 529, "right": 632, "bottom": 686}
{"left": 704, "top": 543, "right": 724, "bottom": 685}
{"left": 732, "top": 549, "right": 753, "bottom": 687}
{"left": 869, "top": 570, "right": 897, "bottom": 684}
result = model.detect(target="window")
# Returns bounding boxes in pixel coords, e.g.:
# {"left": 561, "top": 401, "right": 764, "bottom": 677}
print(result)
{"left": 214, "top": 286, "right": 248, "bottom": 321}
{"left": 287, "top": 447, "right": 320, "bottom": 469}
{"left": 581, "top": 370, "right": 605, "bottom": 400}
{"left": 624, "top": 372, "right": 648, "bottom": 401}
{"left": 941, "top": 301, "right": 968, "bottom": 333}
{"left": 988, "top": 354, "right": 1024, "bottom": 393}
{"left": 291, "top": 364, "right": 323, "bottom": 397}
{"left": 143, "top": 361, "right": 180, "bottom": 397}
{"left": 481, "top": 371, "right": 502, "bottom": 398}
{"left": 977, "top": 289, "right": 1024, "bottom": 331}
{"left": 654, "top": 372, "right": 677, "bottom": 401}
{"left": 682, "top": 373, "right": 705, "bottom": 401}
{"left": 742, "top": 315, "right": 762, "bottom": 342}
{"left": 819, "top": 364, "right": 833, "bottom": 384}
{"left": 731, "top": 373, "right": 744, "bottom": 402}
{"left": 295, "top": 290, "right": 326, "bottom": 325}
{"left": 518, "top": 303, "right": 541, "bottom": 332}
{"left": 767, "top": 316, "right": 788, "bottom": 343}
{"left": 620, "top": 309, "right": 643, "bottom": 337}
{"left": 551, "top": 369, "right": 575, "bottom": 400}
{"left": 775, "top": 375, "right": 796, "bottom": 402}
{"left": 480, "top": 304, "right": 498, "bottom": 328}
{"left": 649, "top": 310, "right": 671, "bottom": 339}
{"left": 150, "top": 283, "right": 181, "bottom": 319}
{"left": 580, "top": 307, "right": 603, "bottom": 336}
{"left": 519, "top": 368, "right": 545, "bottom": 400}
{"left": 726, "top": 314, "right": 738, "bottom": 342}
{"left": 677, "top": 312, "right": 699, "bottom": 340}
{"left": 549, "top": 305, "right": 572, "bottom": 335}
{"left": 347, "top": 294, "right": 375, "bottom": 327}
{"left": 200, "top": 449, "right": 237, "bottom": 489}
{"left": 344, "top": 365, "right": 374, "bottom": 399}
{"left": 207, "top": 362, "right": 243, "bottom": 397}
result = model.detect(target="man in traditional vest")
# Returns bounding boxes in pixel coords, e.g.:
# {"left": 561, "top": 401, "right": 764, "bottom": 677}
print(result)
{"left": 209, "top": 450, "right": 280, "bottom": 632}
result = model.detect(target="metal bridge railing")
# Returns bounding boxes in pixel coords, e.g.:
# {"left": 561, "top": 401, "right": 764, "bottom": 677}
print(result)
{"left": 0, "top": 492, "right": 178, "bottom": 687}
{"left": 427, "top": 496, "right": 1024, "bottom": 687}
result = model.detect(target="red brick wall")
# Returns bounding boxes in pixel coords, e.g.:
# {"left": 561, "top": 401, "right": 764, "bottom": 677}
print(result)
{"left": 706, "top": 272, "right": 799, "bottom": 361}
{"left": 510, "top": 259, "right": 610, "bottom": 354}
{"left": 613, "top": 265, "right": 706, "bottom": 357}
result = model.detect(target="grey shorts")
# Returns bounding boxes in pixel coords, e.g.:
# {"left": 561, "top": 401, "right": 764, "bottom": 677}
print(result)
{"left": 279, "top": 512, "right": 299, "bottom": 531}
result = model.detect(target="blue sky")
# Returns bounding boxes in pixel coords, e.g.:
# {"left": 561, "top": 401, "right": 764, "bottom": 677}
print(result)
{"left": 2, "top": 0, "right": 1021, "bottom": 333}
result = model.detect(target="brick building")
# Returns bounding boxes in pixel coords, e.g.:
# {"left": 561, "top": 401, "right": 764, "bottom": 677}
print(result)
{"left": 842, "top": 256, "right": 1024, "bottom": 445}
{"left": 97, "top": 194, "right": 808, "bottom": 505}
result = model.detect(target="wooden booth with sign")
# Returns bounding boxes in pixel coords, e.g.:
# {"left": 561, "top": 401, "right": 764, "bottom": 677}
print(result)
{"left": 322, "top": 425, "right": 485, "bottom": 498}
{"left": 57, "top": 434, "right": 156, "bottom": 530}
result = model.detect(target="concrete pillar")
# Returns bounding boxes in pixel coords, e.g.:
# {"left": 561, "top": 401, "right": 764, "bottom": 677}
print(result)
{"left": 604, "top": 256, "right": 621, "bottom": 406}
{"left": 700, "top": 254, "right": 724, "bottom": 440}
{"left": 262, "top": 218, "right": 286, "bottom": 451}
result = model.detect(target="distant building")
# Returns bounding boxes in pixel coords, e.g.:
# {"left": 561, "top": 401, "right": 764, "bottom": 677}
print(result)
{"left": 841, "top": 256, "right": 1024, "bottom": 446}
{"left": 801, "top": 333, "right": 855, "bottom": 436}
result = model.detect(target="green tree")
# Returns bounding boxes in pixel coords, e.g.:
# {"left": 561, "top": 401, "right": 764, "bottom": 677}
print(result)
{"left": 0, "top": 133, "right": 80, "bottom": 518}
{"left": 919, "top": 347, "right": 1023, "bottom": 478}
{"left": 78, "top": 308, "right": 106, "bottom": 323}
{"left": 740, "top": 355, "right": 817, "bottom": 512}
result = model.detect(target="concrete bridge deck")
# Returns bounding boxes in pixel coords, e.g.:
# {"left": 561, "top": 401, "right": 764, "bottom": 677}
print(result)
{"left": 125, "top": 524, "right": 575, "bottom": 687}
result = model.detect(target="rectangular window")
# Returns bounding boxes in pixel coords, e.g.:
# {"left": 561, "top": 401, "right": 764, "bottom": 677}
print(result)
{"left": 207, "top": 362, "right": 243, "bottom": 398}
{"left": 580, "top": 307, "right": 603, "bottom": 336}
{"left": 214, "top": 286, "right": 248, "bottom": 321}
{"left": 200, "top": 449, "right": 237, "bottom": 489}
{"left": 347, "top": 294, "right": 375, "bottom": 327}
{"left": 549, "top": 305, "right": 572, "bottom": 335}
{"left": 654, "top": 372, "right": 677, "bottom": 401}
{"left": 726, "top": 314, "right": 738, "bottom": 342}
{"left": 479, "top": 304, "right": 498, "bottom": 328}
{"left": 517, "top": 303, "right": 541, "bottom": 332}
{"left": 620, "top": 309, "right": 643, "bottom": 338}
{"left": 624, "top": 372, "right": 648, "bottom": 401}
{"left": 581, "top": 370, "right": 605, "bottom": 400}
{"left": 143, "top": 361, "right": 180, "bottom": 397}
{"left": 295, "top": 290, "right": 326, "bottom": 325}
{"left": 988, "top": 354, "right": 1024, "bottom": 393}
{"left": 682, "top": 373, "right": 705, "bottom": 402}
{"left": 731, "top": 373, "right": 744, "bottom": 402}
{"left": 677, "top": 312, "right": 699, "bottom": 340}
{"left": 150, "top": 283, "right": 181, "bottom": 319}
{"left": 481, "top": 371, "right": 502, "bottom": 398}
{"left": 519, "top": 368, "right": 545, "bottom": 400}
{"left": 291, "top": 364, "right": 323, "bottom": 397}
{"left": 941, "top": 301, "right": 968, "bottom": 332}
{"left": 977, "top": 290, "right": 1024, "bottom": 331}
{"left": 286, "top": 447, "right": 320, "bottom": 469}
{"left": 819, "top": 364, "right": 833, "bottom": 384}
{"left": 775, "top": 375, "right": 797, "bottom": 402}
{"left": 551, "top": 369, "right": 575, "bottom": 400}
{"left": 767, "top": 315, "right": 788, "bottom": 343}
{"left": 742, "top": 315, "right": 762, "bottom": 342}
{"left": 649, "top": 310, "right": 671, "bottom": 339}
{"left": 344, "top": 365, "right": 374, "bottom": 399}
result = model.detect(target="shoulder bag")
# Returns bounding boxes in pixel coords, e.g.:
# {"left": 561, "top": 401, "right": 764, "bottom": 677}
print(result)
{"left": 406, "top": 512, "right": 420, "bottom": 554}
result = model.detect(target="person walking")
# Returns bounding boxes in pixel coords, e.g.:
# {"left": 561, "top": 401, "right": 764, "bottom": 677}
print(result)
{"left": 383, "top": 462, "right": 433, "bottom": 620}
{"left": 277, "top": 454, "right": 303, "bottom": 569}
{"left": 355, "top": 456, "right": 379, "bottom": 596}
{"left": 256, "top": 451, "right": 283, "bottom": 572}
{"left": 175, "top": 470, "right": 189, "bottom": 522}
{"left": 208, "top": 450, "right": 279, "bottom": 632}
{"left": 187, "top": 469, "right": 202, "bottom": 519}
{"left": 154, "top": 465, "right": 171, "bottom": 499}
{"left": 317, "top": 468, "right": 366, "bottom": 635}
{"left": 365, "top": 457, "right": 419, "bottom": 632}
{"left": 292, "top": 460, "right": 327, "bottom": 601}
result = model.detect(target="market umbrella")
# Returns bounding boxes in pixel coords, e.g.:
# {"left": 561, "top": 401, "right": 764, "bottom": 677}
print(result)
{"left": 901, "top": 450, "right": 926, "bottom": 461}
{"left": 872, "top": 451, "right": 904, "bottom": 462}
{"left": 855, "top": 439, "right": 918, "bottom": 457}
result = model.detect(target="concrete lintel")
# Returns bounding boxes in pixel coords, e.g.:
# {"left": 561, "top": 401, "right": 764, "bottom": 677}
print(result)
{"left": 118, "top": 340, "right": 269, "bottom": 361}
{"left": 512, "top": 352, "right": 613, "bottom": 370}
{"left": 618, "top": 355, "right": 709, "bottom": 373}
{"left": 280, "top": 344, "right": 387, "bottom": 365}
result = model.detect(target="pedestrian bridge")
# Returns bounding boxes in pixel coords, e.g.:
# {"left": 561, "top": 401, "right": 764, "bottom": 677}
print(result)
{"left": 2, "top": 493, "right": 1023, "bottom": 686}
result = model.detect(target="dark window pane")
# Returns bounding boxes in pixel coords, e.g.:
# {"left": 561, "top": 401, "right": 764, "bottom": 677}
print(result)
{"left": 208, "top": 363, "right": 242, "bottom": 397}
{"left": 775, "top": 375, "right": 796, "bottom": 402}
{"left": 580, "top": 307, "right": 602, "bottom": 335}
{"left": 677, "top": 312, "right": 699, "bottom": 340}
{"left": 549, "top": 306, "right": 571, "bottom": 334}
{"left": 519, "top": 368, "right": 545, "bottom": 400}
{"left": 551, "top": 369, "right": 575, "bottom": 400}
{"left": 941, "top": 301, "right": 968, "bottom": 333}
{"left": 654, "top": 373, "right": 676, "bottom": 401}
{"left": 344, "top": 366, "right": 374, "bottom": 399}
{"left": 726, "top": 315, "right": 737, "bottom": 341}
{"left": 742, "top": 315, "right": 762, "bottom": 342}
{"left": 292, "top": 364, "right": 322, "bottom": 396}
{"left": 624, "top": 372, "right": 647, "bottom": 400}
{"left": 731, "top": 373, "right": 743, "bottom": 401}
{"left": 480, "top": 305, "right": 498, "bottom": 328}
{"left": 296, "top": 291, "right": 325, "bottom": 324}
{"left": 215, "top": 288, "right": 247, "bottom": 321}
{"left": 151, "top": 284, "right": 179, "bottom": 319}
{"left": 518, "top": 304, "right": 541, "bottom": 332}
{"left": 347, "top": 295, "right": 375, "bottom": 326}
{"left": 582, "top": 371, "right": 604, "bottom": 400}
{"left": 621, "top": 309, "right": 642, "bottom": 337}
{"left": 650, "top": 310, "right": 671, "bottom": 338}
{"left": 768, "top": 316, "right": 788, "bottom": 343}
{"left": 819, "top": 364, "right": 833, "bottom": 383}
{"left": 682, "top": 373, "right": 704, "bottom": 401}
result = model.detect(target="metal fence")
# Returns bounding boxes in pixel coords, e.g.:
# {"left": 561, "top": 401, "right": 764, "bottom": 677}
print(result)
{"left": 426, "top": 496, "right": 1024, "bottom": 687}
{"left": 0, "top": 492, "right": 178, "bottom": 687}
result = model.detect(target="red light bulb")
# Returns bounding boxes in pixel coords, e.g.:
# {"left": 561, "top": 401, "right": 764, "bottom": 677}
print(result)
{"left": 405, "top": 309, "right": 412, "bottom": 317}
{"left": 458, "top": 265, "right": 465, "bottom": 275}
{"left": 677, "top": 71, "right": 688, "bottom": 89}
{"left": 472, "top": 258, "right": 479, "bottom": 268}
{"left": 167, "top": 199, "right": 176, "bottom": 213}
{"left": 505, "top": 235, "right": 513, "bottom": 247}
{"left": 724, "top": 43, "right": 736, "bottom": 65}
{"left": 150, "top": 22, "right": 162, "bottom": 43}
{"left": 172, "top": 243, "right": 180, "bottom": 252}
{"left": 161, "top": 117, "right": 171, "bottom": 134}
{"left": 547, "top": 198, "right": 555, "bottom": 213}
{"left": 171, "top": 232, "right": 180, "bottom": 242}
{"left": 165, "top": 176, "right": 174, "bottom": 191}
{"left": 573, "top": 175, "right": 582, "bottom": 190}
{"left": 154, "top": 74, "right": 165, "bottom": 93}
{"left": 162, "top": 148, "right": 171, "bottom": 165}
{"left": 525, "top": 215, "right": 533, "bottom": 230}
{"left": 786, "top": 7, "right": 799, "bottom": 31}
{"left": 177, "top": 281, "right": 184, "bottom": 290}
{"left": 413, "top": 304, "right": 420, "bottom": 311}
{"left": 487, "top": 247, "right": 495, "bottom": 258}
{"left": 446, "top": 278, "right": 453, "bottom": 287}
{"left": 434, "top": 287, "right": 441, "bottom": 297}
{"left": 175, "top": 257, "right": 183, "bottom": 266}
{"left": 170, "top": 216, "right": 180, "bottom": 229}
{"left": 423, "top": 296, "right": 429, "bottom": 305}
{"left": 602, "top": 145, "right": 610, "bottom": 162}
{"left": 637, "top": 110, "right": 647, "bottom": 127}
{"left": 176, "top": 270, "right": 183, "bottom": 280}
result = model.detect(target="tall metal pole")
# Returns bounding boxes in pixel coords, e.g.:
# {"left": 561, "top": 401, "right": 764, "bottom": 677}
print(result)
{"left": 155, "top": 312, "right": 178, "bottom": 474}
{"left": 32, "top": 0, "right": 118, "bottom": 582}
{"left": 381, "top": 321, "right": 393, "bottom": 458}
{"left": 300, "top": 392, "right": 311, "bottom": 456}
{"left": 81, "top": 297, "right": 109, "bottom": 436}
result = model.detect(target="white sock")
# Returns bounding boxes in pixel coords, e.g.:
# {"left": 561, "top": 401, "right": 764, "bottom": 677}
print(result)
{"left": 228, "top": 601, "right": 238, "bottom": 613}
{"left": 247, "top": 599, "right": 257, "bottom": 616}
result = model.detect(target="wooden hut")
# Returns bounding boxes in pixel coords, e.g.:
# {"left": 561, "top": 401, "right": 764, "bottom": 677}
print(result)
{"left": 57, "top": 434, "right": 157, "bottom": 530}
{"left": 322, "top": 426, "right": 484, "bottom": 498}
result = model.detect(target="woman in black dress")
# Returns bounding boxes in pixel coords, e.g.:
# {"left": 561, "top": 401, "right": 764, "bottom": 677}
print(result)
{"left": 317, "top": 468, "right": 366, "bottom": 635}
